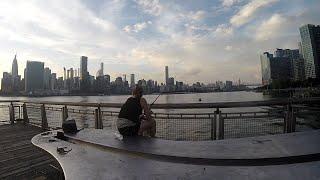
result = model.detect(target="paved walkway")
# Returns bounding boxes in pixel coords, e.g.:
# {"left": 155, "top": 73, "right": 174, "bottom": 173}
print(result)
{"left": 0, "top": 124, "right": 63, "bottom": 179}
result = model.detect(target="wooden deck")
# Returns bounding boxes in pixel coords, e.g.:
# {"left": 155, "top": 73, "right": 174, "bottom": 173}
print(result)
{"left": 0, "top": 123, "right": 63, "bottom": 180}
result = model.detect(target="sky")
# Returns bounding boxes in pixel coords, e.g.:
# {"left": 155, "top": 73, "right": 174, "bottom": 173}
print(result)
{"left": 0, "top": 0, "right": 319, "bottom": 85}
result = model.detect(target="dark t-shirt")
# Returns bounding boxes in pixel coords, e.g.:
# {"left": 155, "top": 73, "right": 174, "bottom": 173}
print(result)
{"left": 118, "top": 97, "right": 142, "bottom": 124}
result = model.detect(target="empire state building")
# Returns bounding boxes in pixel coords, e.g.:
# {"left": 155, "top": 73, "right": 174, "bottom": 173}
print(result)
{"left": 12, "top": 54, "right": 18, "bottom": 78}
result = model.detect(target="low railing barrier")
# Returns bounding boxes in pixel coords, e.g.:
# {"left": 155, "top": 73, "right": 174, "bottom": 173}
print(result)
{"left": 0, "top": 98, "right": 319, "bottom": 141}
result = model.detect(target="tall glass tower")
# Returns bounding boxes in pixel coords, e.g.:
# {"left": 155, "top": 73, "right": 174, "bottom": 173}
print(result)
{"left": 165, "top": 66, "right": 169, "bottom": 85}
{"left": 80, "top": 56, "right": 89, "bottom": 92}
{"left": 299, "top": 24, "right": 320, "bottom": 79}
{"left": 25, "top": 61, "right": 44, "bottom": 92}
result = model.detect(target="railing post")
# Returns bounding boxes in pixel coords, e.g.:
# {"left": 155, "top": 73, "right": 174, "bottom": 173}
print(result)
{"left": 211, "top": 112, "right": 217, "bottom": 140}
{"left": 9, "top": 103, "right": 15, "bottom": 124}
{"left": 41, "top": 104, "right": 48, "bottom": 130}
{"left": 284, "top": 103, "right": 296, "bottom": 133}
{"left": 62, "top": 105, "right": 68, "bottom": 123}
{"left": 95, "top": 105, "right": 103, "bottom": 129}
{"left": 95, "top": 109, "right": 99, "bottom": 129}
{"left": 216, "top": 108, "right": 224, "bottom": 140}
{"left": 23, "top": 103, "right": 29, "bottom": 124}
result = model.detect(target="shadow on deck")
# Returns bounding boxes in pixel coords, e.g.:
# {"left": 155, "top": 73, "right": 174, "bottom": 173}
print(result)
{"left": 0, "top": 123, "right": 64, "bottom": 180}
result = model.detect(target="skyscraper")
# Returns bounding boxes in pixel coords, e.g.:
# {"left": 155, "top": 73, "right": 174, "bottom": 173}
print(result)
{"left": 80, "top": 56, "right": 88, "bottom": 80}
{"left": 130, "top": 74, "right": 135, "bottom": 87}
{"left": 96, "top": 62, "right": 104, "bottom": 77}
{"left": 51, "top": 73, "right": 57, "bottom": 90}
{"left": 165, "top": 66, "right": 169, "bottom": 85}
{"left": 274, "top": 48, "right": 300, "bottom": 59}
{"left": 11, "top": 54, "right": 21, "bottom": 92}
{"left": 43, "top": 67, "right": 51, "bottom": 90}
{"left": 274, "top": 48, "right": 304, "bottom": 80}
{"left": 25, "top": 61, "right": 44, "bottom": 92}
{"left": 11, "top": 54, "right": 18, "bottom": 78}
{"left": 260, "top": 52, "right": 292, "bottom": 85}
{"left": 1, "top": 72, "right": 13, "bottom": 93}
{"left": 299, "top": 24, "right": 320, "bottom": 79}
{"left": 80, "top": 56, "right": 90, "bottom": 92}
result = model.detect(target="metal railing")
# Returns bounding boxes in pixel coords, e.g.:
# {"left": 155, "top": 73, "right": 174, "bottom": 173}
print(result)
{"left": 1, "top": 98, "right": 320, "bottom": 141}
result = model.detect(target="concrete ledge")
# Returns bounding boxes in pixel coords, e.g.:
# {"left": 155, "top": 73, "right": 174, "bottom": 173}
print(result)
{"left": 64, "top": 129, "right": 320, "bottom": 166}
{"left": 32, "top": 130, "right": 320, "bottom": 180}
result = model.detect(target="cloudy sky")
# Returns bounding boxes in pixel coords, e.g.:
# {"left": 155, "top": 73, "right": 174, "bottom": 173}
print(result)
{"left": 0, "top": 0, "right": 319, "bottom": 84}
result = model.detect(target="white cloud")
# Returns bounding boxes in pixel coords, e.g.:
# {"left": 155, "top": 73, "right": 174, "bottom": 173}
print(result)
{"left": 135, "top": 0, "right": 163, "bottom": 16}
{"left": 0, "top": 0, "right": 138, "bottom": 78}
{"left": 220, "top": 0, "right": 242, "bottom": 7}
{"left": 123, "top": 21, "right": 152, "bottom": 33}
{"left": 213, "top": 24, "right": 234, "bottom": 37}
{"left": 0, "top": 0, "right": 318, "bottom": 84}
{"left": 230, "top": 0, "right": 279, "bottom": 27}
{"left": 225, "top": 45, "right": 233, "bottom": 51}
{"left": 255, "top": 14, "right": 286, "bottom": 41}
{"left": 187, "top": 10, "right": 207, "bottom": 21}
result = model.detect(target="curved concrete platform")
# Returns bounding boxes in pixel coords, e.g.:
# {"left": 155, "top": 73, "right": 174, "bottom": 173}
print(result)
{"left": 32, "top": 130, "right": 320, "bottom": 180}
{"left": 66, "top": 129, "right": 320, "bottom": 166}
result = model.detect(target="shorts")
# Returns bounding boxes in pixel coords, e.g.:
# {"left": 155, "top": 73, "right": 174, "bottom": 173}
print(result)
{"left": 118, "top": 124, "right": 140, "bottom": 136}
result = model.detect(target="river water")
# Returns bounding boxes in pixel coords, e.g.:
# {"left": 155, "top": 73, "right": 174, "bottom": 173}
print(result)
{"left": 0, "top": 91, "right": 270, "bottom": 103}
{"left": 0, "top": 91, "right": 271, "bottom": 113}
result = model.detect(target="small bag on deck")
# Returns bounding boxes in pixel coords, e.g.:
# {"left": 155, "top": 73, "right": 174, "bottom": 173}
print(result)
{"left": 62, "top": 119, "right": 79, "bottom": 134}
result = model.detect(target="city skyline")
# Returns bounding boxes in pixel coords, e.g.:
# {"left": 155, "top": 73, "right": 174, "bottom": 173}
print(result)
{"left": 0, "top": 0, "right": 319, "bottom": 84}
{"left": 1, "top": 54, "right": 252, "bottom": 87}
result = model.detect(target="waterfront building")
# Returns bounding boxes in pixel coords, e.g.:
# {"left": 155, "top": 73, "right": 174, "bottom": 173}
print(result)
{"left": 273, "top": 48, "right": 304, "bottom": 80}
{"left": 104, "top": 75, "right": 111, "bottom": 85}
{"left": 215, "top": 81, "right": 224, "bottom": 90}
{"left": 51, "top": 73, "right": 57, "bottom": 90}
{"left": 11, "top": 54, "right": 18, "bottom": 78}
{"left": 292, "top": 58, "right": 305, "bottom": 81}
{"left": 80, "top": 56, "right": 90, "bottom": 92}
{"left": 226, "top": 81, "right": 233, "bottom": 91}
{"left": 115, "top": 77, "right": 123, "bottom": 86}
{"left": 261, "top": 51, "right": 295, "bottom": 85}
{"left": 168, "top": 77, "right": 174, "bottom": 86}
{"left": 176, "top": 81, "right": 184, "bottom": 91}
{"left": 299, "top": 24, "right": 320, "bottom": 79}
{"left": 165, "top": 66, "right": 169, "bottom": 85}
{"left": 274, "top": 48, "right": 300, "bottom": 59}
{"left": 130, "top": 74, "right": 135, "bottom": 88}
{"left": 73, "top": 77, "right": 80, "bottom": 90}
{"left": 137, "top": 79, "right": 147, "bottom": 93}
{"left": 96, "top": 63, "right": 104, "bottom": 77}
{"left": 167, "top": 77, "right": 175, "bottom": 92}
{"left": 11, "top": 54, "right": 21, "bottom": 92}
{"left": 44, "top": 67, "right": 51, "bottom": 90}
{"left": 95, "top": 76, "right": 107, "bottom": 93}
{"left": 89, "top": 75, "right": 95, "bottom": 87}
{"left": 57, "top": 77, "right": 64, "bottom": 90}
{"left": 25, "top": 61, "right": 44, "bottom": 93}
{"left": 80, "top": 56, "right": 88, "bottom": 80}
{"left": 1, "top": 72, "right": 13, "bottom": 93}
{"left": 298, "top": 42, "right": 303, "bottom": 58}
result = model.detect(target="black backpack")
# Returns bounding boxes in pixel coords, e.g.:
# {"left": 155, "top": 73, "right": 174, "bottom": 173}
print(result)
{"left": 62, "top": 119, "right": 79, "bottom": 134}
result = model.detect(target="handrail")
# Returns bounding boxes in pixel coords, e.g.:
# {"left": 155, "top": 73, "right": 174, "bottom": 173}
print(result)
{"left": 2, "top": 97, "right": 318, "bottom": 141}
{"left": 11, "top": 97, "right": 320, "bottom": 109}
{"left": 0, "top": 100, "right": 20, "bottom": 103}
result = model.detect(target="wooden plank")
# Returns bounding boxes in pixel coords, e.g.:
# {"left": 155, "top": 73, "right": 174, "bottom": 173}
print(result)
{"left": 0, "top": 124, "right": 63, "bottom": 179}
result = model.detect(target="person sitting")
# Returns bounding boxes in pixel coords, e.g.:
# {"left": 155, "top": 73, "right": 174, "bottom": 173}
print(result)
{"left": 117, "top": 86, "right": 156, "bottom": 137}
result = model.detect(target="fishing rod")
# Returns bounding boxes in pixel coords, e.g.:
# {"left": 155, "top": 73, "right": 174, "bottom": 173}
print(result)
{"left": 140, "top": 93, "right": 162, "bottom": 120}
{"left": 150, "top": 93, "right": 162, "bottom": 107}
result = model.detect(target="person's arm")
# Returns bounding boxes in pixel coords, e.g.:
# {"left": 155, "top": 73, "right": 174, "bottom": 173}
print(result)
{"left": 140, "top": 97, "right": 152, "bottom": 121}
